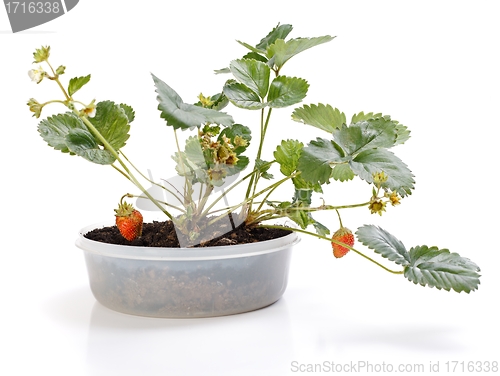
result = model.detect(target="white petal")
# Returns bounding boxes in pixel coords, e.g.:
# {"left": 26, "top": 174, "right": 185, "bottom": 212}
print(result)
{"left": 28, "top": 70, "right": 36, "bottom": 81}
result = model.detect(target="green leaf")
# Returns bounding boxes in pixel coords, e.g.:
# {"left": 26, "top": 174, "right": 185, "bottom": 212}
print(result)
{"left": 331, "top": 164, "right": 355, "bottom": 182}
{"left": 291, "top": 175, "right": 323, "bottom": 193}
{"left": 269, "top": 200, "right": 327, "bottom": 235}
{"left": 218, "top": 123, "right": 252, "bottom": 154}
{"left": 195, "top": 93, "right": 229, "bottom": 111}
{"left": 68, "top": 75, "right": 90, "bottom": 97}
{"left": 292, "top": 104, "right": 346, "bottom": 132}
{"left": 332, "top": 117, "right": 398, "bottom": 156}
{"left": 184, "top": 136, "right": 207, "bottom": 168}
{"left": 350, "top": 111, "right": 382, "bottom": 124}
{"left": 281, "top": 203, "right": 314, "bottom": 230}
{"left": 350, "top": 148, "right": 415, "bottom": 196}
{"left": 313, "top": 221, "right": 330, "bottom": 236}
{"left": 172, "top": 151, "right": 194, "bottom": 178}
{"left": 153, "top": 73, "right": 234, "bottom": 130}
{"left": 38, "top": 113, "right": 117, "bottom": 165}
{"left": 355, "top": 225, "right": 410, "bottom": 266}
{"left": 255, "top": 159, "right": 274, "bottom": 180}
{"left": 236, "top": 40, "right": 265, "bottom": 55}
{"left": 256, "top": 23, "right": 293, "bottom": 50}
{"left": 299, "top": 117, "right": 413, "bottom": 189}
{"left": 119, "top": 103, "right": 135, "bottom": 123}
{"left": 266, "top": 36, "right": 335, "bottom": 70}
{"left": 38, "top": 112, "right": 87, "bottom": 153}
{"left": 274, "top": 139, "right": 303, "bottom": 176}
{"left": 242, "top": 52, "right": 268, "bottom": 63}
{"left": 89, "top": 101, "right": 130, "bottom": 150}
{"left": 293, "top": 188, "right": 313, "bottom": 205}
{"left": 223, "top": 81, "right": 264, "bottom": 110}
{"left": 267, "top": 76, "right": 309, "bottom": 108}
{"left": 210, "top": 93, "right": 230, "bottom": 111}
{"left": 214, "top": 67, "right": 231, "bottom": 74}
{"left": 298, "top": 138, "right": 345, "bottom": 185}
{"left": 351, "top": 112, "right": 411, "bottom": 146}
{"left": 230, "top": 59, "right": 271, "bottom": 99}
{"left": 394, "top": 120, "right": 411, "bottom": 145}
{"left": 65, "top": 128, "right": 115, "bottom": 165}
{"left": 405, "top": 246, "right": 481, "bottom": 293}
{"left": 227, "top": 155, "right": 249, "bottom": 176}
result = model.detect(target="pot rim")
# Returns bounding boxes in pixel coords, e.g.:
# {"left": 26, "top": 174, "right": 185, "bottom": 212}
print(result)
{"left": 76, "top": 221, "right": 300, "bottom": 261}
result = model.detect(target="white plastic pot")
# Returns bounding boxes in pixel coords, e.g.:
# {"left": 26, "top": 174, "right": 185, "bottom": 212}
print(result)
{"left": 76, "top": 222, "right": 300, "bottom": 318}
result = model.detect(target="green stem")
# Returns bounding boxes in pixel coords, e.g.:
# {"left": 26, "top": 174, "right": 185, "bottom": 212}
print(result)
{"left": 111, "top": 164, "right": 130, "bottom": 180}
{"left": 336, "top": 209, "right": 343, "bottom": 228}
{"left": 200, "top": 162, "right": 273, "bottom": 219}
{"left": 120, "top": 151, "right": 185, "bottom": 206}
{"left": 75, "top": 111, "right": 173, "bottom": 219}
{"left": 255, "top": 182, "right": 280, "bottom": 213}
{"left": 47, "top": 61, "right": 173, "bottom": 220}
{"left": 42, "top": 99, "right": 67, "bottom": 107}
{"left": 256, "top": 108, "right": 270, "bottom": 164}
{"left": 249, "top": 174, "right": 296, "bottom": 206}
{"left": 242, "top": 175, "right": 298, "bottom": 227}
{"left": 173, "top": 129, "right": 191, "bottom": 205}
{"left": 245, "top": 212, "right": 277, "bottom": 225}
{"left": 196, "top": 184, "right": 214, "bottom": 216}
{"left": 128, "top": 194, "right": 186, "bottom": 213}
{"left": 258, "top": 201, "right": 371, "bottom": 214}
{"left": 298, "top": 202, "right": 371, "bottom": 212}
{"left": 259, "top": 224, "right": 405, "bottom": 275}
{"left": 46, "top": 60, "right": 70, "bottom": 101}
{"left": 245, "top": 108, "right": 273, "bottom": 206}
{"left": 204, "top": 173, "right": 294, "bottom": 224}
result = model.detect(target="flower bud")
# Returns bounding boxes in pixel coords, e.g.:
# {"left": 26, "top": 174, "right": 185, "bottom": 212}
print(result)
{"left": 387, "top": 191, "right": 401, "bottom": 206}
{"left": 233, "top": 135, "right": 248, "bottom": 147}
{"left": 33, "top": 46, "right": 51, "bottom": 63}
{"left": 372, "top": 171, "right": 388, "bottom": 185}
{"left": 198, "top": 93, "right": 214, "bottom": 108}
{"left": 56, "top": 65, "right": 66, "bottom": 75}
{"left": 27, "top": 98, "right": 43, "bottom": 118}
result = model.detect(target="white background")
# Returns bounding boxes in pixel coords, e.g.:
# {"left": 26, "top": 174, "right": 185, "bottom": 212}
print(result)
{"left": 1, "top": 1, "right": 499, "bottom": 375}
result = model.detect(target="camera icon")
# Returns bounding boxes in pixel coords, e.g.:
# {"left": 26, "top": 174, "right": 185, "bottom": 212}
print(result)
{"left": 136, "top": 169, "right": 246, "bottom": 248}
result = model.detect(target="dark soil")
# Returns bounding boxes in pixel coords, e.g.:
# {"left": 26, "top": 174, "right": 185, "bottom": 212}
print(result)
{"left": 84, "top": 217, "right": 292, "bottom": 248}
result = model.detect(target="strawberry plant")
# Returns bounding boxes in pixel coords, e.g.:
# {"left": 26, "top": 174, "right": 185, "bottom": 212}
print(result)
{"left": 28, "top": 24, "right": 480, "bottom": 293}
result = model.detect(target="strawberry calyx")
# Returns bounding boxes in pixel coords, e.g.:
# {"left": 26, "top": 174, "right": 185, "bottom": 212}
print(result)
{"left": 114, "top": 201, "right": 136, "bottom": 218}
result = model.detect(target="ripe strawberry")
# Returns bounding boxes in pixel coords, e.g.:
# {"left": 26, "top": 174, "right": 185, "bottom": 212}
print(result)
{"left": 114, "top": 201, "right": 143, "bottom": 241}
{"left": 331, "top": 227, "right": 354, "bottom": 258}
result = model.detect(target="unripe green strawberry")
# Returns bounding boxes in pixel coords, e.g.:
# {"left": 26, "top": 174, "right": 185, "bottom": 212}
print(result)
{"left": 331, "top": 227, "right": 354, "bottom": 258}
{"left": 114, "top": 201, "right": 143, "bottom": 241}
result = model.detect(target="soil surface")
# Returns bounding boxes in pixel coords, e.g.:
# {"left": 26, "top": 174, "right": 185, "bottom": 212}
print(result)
{"left": 84, "top": 217, "right": 292, "bottom": 247}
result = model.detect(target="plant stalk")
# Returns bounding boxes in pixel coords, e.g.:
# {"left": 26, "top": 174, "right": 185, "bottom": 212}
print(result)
{"left": 76, "top": 112, "right": 173, "bottom": 219}
{"left": 259, "top": 224, "right": 404, "bottom": 275}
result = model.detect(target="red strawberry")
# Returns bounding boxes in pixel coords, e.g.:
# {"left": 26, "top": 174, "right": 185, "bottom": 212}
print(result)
{"left": 114, "top": 200, "right": 143, "bottom": 241}
{"left": 331, "top": 227, "right": 354, "bottom": 258}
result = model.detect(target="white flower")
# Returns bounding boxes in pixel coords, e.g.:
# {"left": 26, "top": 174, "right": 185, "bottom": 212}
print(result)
{"left": 28, "top": 66, "right": 45, "bottom": 84}
{"left": 87, "top": 107, "right": 96, "bottom": 118}
{"left": 82, "top": 100, "right": 96, "bottom": 118}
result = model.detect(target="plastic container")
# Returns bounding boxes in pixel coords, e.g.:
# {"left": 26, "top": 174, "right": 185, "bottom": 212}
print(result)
{"left": 76, "top": 222, "right": 300, "bottom": 318}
